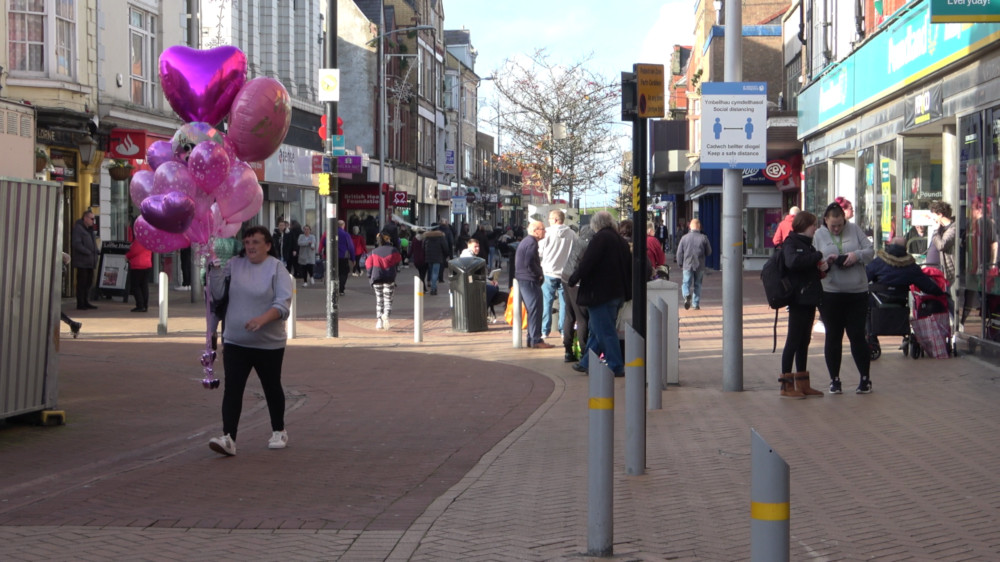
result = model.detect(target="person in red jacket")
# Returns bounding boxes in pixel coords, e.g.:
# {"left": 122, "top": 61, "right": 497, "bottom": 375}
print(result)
{"left": 125, "top": 229, "right": 153, "bottom": 312}
{"left": 645, "top": 224, "right": 665, "bottom": 278}
{"left": 350, "top": 226, "right": 367, "bottom": 276}
{"left": 772, "top": 206, "right": 800, "bottom": 247}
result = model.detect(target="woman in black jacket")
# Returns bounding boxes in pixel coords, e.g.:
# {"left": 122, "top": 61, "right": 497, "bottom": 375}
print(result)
{"left": 780, "top": 211, "right": 829, "bottom": 398}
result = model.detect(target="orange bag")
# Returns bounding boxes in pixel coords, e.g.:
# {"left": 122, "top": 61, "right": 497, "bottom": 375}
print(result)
{"left": 504, "top": 292, "right": 528, "bottom": 329}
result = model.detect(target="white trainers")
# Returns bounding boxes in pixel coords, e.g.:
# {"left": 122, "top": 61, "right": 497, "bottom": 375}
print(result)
{"left": 268, "top": 430, "right": 288, "bottom": 449}
{"left": 381, "top": 315, "right": 390, "bottom": 331}
{"left": 375, "top": 317, "right": 384, "bottom": 330}
{"left": 209, "top": 434, "right": 236, "bottom": 456}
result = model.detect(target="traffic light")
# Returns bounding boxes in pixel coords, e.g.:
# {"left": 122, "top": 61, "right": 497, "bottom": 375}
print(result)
{"left": 317, "top": 115, "right": 344, "bottom": 141}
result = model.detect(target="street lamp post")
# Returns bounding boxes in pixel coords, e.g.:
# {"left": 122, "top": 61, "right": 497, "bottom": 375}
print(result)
{"left": 377, "top": 12, "right": 435, "bottom": 230}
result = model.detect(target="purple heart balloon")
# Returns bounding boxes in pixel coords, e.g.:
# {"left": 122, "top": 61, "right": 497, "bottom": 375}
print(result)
{"left": 134, "top": 216, "right": 190, "bottom": 253}
{"left": 141, "top": 191, "right": 196, "bottom": 234}
{"left": 159, "top": 45, "right": 247, "bottom": 125}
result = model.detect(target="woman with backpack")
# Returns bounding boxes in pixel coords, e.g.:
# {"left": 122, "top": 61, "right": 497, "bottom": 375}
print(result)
{"left": 779, "top": 211, "right": 828, "bottom": 398}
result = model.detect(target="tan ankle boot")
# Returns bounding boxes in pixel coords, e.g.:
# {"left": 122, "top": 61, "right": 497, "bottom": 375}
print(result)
{"left": 793, "top": 371, "right": 824, "bottom": 397}
{"left": 779, "top": 375, "right": 805, "bottom": 399}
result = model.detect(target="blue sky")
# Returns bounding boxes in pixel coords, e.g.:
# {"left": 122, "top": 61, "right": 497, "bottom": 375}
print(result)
{"left": 443, "top": 1, "right": 697, "bottom": 84}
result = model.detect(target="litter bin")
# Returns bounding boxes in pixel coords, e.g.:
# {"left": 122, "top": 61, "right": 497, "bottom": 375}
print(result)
{"left": 449, "top": 256, "right": 488, "bottom": 332}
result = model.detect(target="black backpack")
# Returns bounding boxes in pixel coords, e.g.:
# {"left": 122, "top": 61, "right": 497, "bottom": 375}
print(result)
{"left": 761, "top": 248, "right": 793, "bottom": 352}
{"left": 761, "top": 249, "right": 793, "bottom": 309}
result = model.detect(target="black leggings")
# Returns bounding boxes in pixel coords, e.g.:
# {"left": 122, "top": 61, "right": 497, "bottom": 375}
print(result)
{"left": 819, "top": 292, "right": 870, "bottom": 381}
{"left": 782, "top": 304, "right": 816, "bottom": 373}
{"left": 130, "top": 268, "right": 149, "bottom": 309}
{"left": 221, "top": 344, "right": 286, "bottom": 440}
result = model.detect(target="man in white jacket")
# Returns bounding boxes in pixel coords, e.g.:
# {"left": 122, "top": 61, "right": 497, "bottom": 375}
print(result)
{"left": 538, "top": 209, "right": 578, "bottom": 337}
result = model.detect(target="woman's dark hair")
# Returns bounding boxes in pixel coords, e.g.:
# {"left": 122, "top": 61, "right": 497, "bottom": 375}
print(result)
{"left": 823, "top": 202, "right": 846, "bottom": 220}
{"left": 242, "top": 225, "right": 280, "bottom": 258}
{"left": 929, "top": 200, "right": 953, "bottom": 218}
{"left": 619, "top": 219, "right": 634, "bottom": 238}
{"left": 791, "top": 211, "right": 818, "bottom": 233}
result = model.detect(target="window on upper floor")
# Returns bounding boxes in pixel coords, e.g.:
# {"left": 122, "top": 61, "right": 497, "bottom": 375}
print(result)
{"left": 129, "top": 6, "right": 159, "bottom": 107}
{"left": 8, "top": 0, "right": 76, "bottom": 79}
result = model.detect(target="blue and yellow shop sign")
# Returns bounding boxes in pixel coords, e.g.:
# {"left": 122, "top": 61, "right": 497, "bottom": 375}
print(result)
{"left": 799, "top": 0, "right": 1000, "bottom": 138}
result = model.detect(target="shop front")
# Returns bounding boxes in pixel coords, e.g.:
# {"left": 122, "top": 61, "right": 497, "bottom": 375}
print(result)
{"left": 685, "top": 165, "right": 792, "bottom": 271}
{"left": 258, "top": 144, "right": 322, "bottom": 239}
{"left": 798, "top": 2, "right": 1000, "bottom": 357}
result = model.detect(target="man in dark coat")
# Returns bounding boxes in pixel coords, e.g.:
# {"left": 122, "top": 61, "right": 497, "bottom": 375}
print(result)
{"left": 71, "top": 209, "right": 99, "bottom": 310}
{"left": 283, "top": 220, "right": 302, "bottom": 276}
{"left": 515, "top": 220, "right": 551, "bottom": 348}
{"left": 422, "top": 228, "right": 449, "bottom": 295}
{"left": 568, "top": 211, "right": 632, "bottom": 376}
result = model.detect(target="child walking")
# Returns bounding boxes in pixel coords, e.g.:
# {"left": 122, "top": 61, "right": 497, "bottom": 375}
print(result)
{"left": 365, "top": 232, "right": 402, "bottom": 330}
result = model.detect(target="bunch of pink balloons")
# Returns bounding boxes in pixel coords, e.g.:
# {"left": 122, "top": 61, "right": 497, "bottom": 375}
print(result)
{"left": 131, "top": 45, "right": 292, "bottom": 253}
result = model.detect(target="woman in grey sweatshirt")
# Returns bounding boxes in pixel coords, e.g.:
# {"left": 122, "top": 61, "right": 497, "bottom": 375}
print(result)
{"left": 206, "top": 226, "right": 294, "bottom": 456}
{"left": 812, "top": 202, "right": 875, "bottom": 395}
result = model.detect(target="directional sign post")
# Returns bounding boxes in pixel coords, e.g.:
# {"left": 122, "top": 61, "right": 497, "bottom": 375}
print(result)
{"left": 700, "top": 82, "right": 768, "bottom": 169}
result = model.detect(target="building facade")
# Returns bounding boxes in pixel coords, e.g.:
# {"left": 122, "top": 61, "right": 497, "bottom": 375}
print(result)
{"left": 682, "top": 0, "right": 798, "bottom": 270}
{"left": 796, "top": 0, "right": 1000, "bottom": 358}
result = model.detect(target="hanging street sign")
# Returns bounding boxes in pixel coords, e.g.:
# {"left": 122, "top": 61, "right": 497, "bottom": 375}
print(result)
{"left": 700, "top": 82, "right": 768, "bottom": 169}
{"left": 317, "top": 68, "right": 340, "bottom": 102}
{"left": 635, "top": 63, "right": 665, "bottom": 118}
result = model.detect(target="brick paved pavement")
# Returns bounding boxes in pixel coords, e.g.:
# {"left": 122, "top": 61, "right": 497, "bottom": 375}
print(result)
{"left": 2, "top": 266, "right": 999, "bottom": 560}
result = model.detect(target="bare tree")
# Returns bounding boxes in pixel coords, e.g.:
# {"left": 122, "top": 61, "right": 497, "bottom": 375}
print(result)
{"left": 489, "top": 50, "right": 626, "bottom": 206}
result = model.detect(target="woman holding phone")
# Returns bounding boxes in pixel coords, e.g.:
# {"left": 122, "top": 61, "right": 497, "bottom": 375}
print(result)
{"left": 813, "top": 201, "right": 875, "bottom": 394}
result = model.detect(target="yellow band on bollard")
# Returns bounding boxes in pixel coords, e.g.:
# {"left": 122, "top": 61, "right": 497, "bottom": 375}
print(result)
{"left": 589, "top": 397, "right": 614, "bottom": 410}
{"left": 625, "top": 358, "right": 645, "bottom": 367}
{"left": 750, "top": 501, "right": 789, "bottom": 521}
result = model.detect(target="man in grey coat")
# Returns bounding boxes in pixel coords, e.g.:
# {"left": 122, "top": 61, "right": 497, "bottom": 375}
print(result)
{"left": 71, "top": 209, "right": 99, "bottom": 310}
{"left": 675, "top": 218, "right": 712, "bottom": 310}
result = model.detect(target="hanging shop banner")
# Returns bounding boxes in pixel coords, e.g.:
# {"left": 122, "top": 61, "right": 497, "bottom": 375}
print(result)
{"left": 798, "top": 3, "right": 1000, "bottom": 136}
{"left": 107, "top": 129, "right": 148, "bottom": 159}
{"left": 930, "top": 0, "right": 1000, "bottom": 23}
{"left": 903, "top": 82, "right": 943, "bottom": 130}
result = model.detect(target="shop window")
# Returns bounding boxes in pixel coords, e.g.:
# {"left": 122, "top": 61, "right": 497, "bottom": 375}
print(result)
{"left": 957, "top": 113, "right": 985, "bottom": 337}
{"left": 854, "top": 144, "right": 903, "bottom": 253}
{"left": 804, "top": 163, "right": 828, "bottom": 215}
{"left": 745, "top": 207, "right": 782, "bottom": 256}
{"left": 900, "top": 136, "right": 943, "bottom": 258}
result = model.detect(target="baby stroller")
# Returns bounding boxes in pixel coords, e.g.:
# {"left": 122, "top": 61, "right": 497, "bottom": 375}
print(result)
{"left": 906, "top": 266, "right": 952, "bottom": 359}
{"left": 867, "top": 282, "right": 912, "bottom": 360}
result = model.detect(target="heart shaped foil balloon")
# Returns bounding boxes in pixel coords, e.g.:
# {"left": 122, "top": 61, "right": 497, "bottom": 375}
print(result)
{"left": 159, "top": 45, "right": 247, "bottom": 125}
{"left": 227, "top": 77, "right": 292, "bottom": 162}
{"left": 141, "top": 191, "right": 196, "bottom": 234}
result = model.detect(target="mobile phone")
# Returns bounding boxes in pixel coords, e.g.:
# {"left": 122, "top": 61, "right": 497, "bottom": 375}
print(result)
{"left": 834, "top": 254, "right": 849, "bottom": 267}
